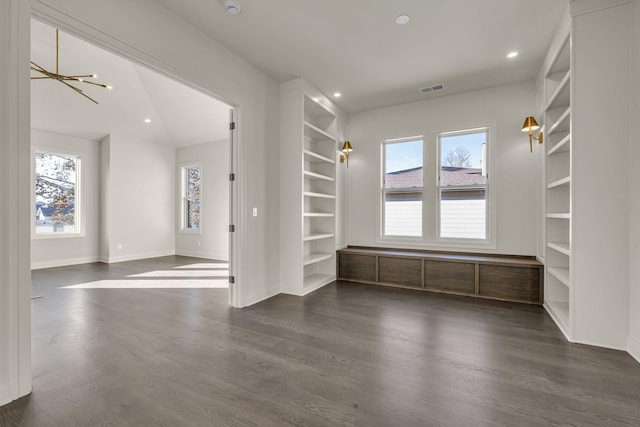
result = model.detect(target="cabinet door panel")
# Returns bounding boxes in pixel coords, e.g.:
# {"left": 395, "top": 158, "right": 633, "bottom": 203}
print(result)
{"left": 378, "top": 257, "right": 421, "bottom": 287}
{"left": 338, "top": 254, "right": 376, "bottom": 282}
{"left": 425, "top": 260, "right": 475, "bottom": 293}
{"left": 479, "top": 265, "right": 541, "bottom": 303}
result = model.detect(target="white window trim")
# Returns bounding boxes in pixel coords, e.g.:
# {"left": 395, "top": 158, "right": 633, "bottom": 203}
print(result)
{"left": 32, "top": 147, "right": 85, "bottom": 240}
{"left": 179, "top": 161, "right": 203, "bottom": 234}
{"left": 380, "top": 135, "right": 424, "bottom": 239}
{"left": 376, "top": 122, "right": 497, "bottom": 251}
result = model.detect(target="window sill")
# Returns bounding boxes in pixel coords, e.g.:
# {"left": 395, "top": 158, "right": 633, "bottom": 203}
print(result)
{"left": 33, "top": 232, "right": 86, "bottom": 240}
{"left": 376, "top": 236, "right": 497, "bottom": 252}
{"left": 179, "top": 228, "right": 202, "bottom": 235}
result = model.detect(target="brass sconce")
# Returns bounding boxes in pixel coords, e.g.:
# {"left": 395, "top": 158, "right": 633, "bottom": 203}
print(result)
{"left": 521, "top": 116, "right": 543, "bottom": 152}
{"left": 340, "top": 141, "right": 353, "bottom": 167}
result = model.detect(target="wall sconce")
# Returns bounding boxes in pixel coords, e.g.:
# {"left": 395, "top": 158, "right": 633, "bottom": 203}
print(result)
{"left": 340, "top": 141, "right": 353, "bottom": 167}
{"left": 521, "top": 116, "right": 543, "bottom": 153}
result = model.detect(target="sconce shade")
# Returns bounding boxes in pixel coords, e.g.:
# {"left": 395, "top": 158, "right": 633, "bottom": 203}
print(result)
{"left": 342, "top": 141, "right": 353, "bottom": 152}
{"left": 521, "top": 116, "right": 540, "bottom": 132}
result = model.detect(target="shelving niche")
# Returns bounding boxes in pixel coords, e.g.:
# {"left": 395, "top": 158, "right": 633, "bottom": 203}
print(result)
{"left": 543, "top": 27, "right": 571, "bottom": 336}
{"left": 280, "top": 80, "right": 339, "bottom": 295}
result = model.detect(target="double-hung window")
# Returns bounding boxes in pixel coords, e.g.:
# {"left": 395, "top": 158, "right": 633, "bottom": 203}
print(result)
{"left": 181, "top": 163, "right": 202, "bottom": 232}
{"left": 382, "top": 138, "right": 423, "bottom": 237}
{"left": 438, "top": 129, "right": 488, "bottom": 240}
{"left": 34, "top": 150, "right": 81, "bottom": 236}
{"left": 380, "top": 126, "right": 492, "bottom": 245}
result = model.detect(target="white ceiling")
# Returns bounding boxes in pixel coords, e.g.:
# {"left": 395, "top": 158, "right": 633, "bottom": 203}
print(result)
{"left": 153, "top": 0, "right": 569, "bottom": 113}
{"left": 31, "top": 19, "right": 231, "bottom": 146}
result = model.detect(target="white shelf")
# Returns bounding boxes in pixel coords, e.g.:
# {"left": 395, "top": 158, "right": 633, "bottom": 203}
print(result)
{"left": 545, "top": 299, "right": 570, "bottom": 333}
{"left": 547, "top": 213, "right": 571, "bottom": 219}
{"left": 544, "top": 71, "right": 570, "bottom": 111}
{"left": 303, "top": 191, "right": 335, "bottom": 199}
{"left": 547, "top": 107, "right": 571, "bottom": 135}
{"left": 303, "top": 212, "right": 334, "bottom": 217}
{"left": 303, "top": 273, "right": 335, "bottom": 290}
{"left": 303, "top": 252, "right": 333, "bottom": 266}
{"left": 303, "top": 170, "right": 334, "bottom": 182}
{"left": 547, "top": 242, "right": 570, "bottom": 256}
{"left": 303, "top": 233, "right": 334, "bottom": 241}
{"left": 304, "top": 149, "right": 335, "bottom": 164}
{"left": 547, "top": 133, "right": 570, "bottom": 155}
{"left": 547, "top": 176, "right": 571, "bottom": 189}
{"left": 548, "top": 267, "right": 570, "bottom": 287}
{"left": 304, "top": 121, "right": 335, "bottom": 141}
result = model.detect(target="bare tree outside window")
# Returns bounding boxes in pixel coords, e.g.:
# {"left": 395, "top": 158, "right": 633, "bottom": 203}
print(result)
{"left": 183, "top": 165, "right": 201, "bottom": 230}
{"left": 35, "top": 152, "right": 79, "bottom": 234}
{"left": 442, "top": 146, "right": 472, "bottom": 168}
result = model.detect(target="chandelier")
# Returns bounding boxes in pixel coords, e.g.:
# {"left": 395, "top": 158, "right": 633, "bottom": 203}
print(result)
{"left": 31, "top": 29, "right": 112, "bottom": 104}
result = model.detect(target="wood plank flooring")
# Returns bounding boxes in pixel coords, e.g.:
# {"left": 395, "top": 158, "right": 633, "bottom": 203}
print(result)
{"left": 1, "top": 256, "right": 640, "bottom": 426}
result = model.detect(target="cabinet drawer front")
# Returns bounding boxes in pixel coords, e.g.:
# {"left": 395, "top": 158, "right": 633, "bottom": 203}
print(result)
{"left": 378, "top": 257, "right": 422, "bottom": 287}
{"left": 479, "top": 265, "right": 541, "bottom": 303}
{"left": 338, "top": 254, "right": 376, "bottom": 281}
{"left": 425, "top": 260, "right": 475, "bottom": 293}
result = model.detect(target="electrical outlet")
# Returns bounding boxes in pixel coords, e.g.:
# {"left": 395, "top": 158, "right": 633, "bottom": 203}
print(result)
{"left": 117, "top": 243, "right": 122, "bottom": 250}
{"left": 253, "top": 207, "right": 258, "bottom": 217}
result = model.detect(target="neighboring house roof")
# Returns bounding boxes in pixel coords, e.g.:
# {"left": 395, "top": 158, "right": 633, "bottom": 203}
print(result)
{"left": 386, "top": 166, "right": 486, "bottom": 190}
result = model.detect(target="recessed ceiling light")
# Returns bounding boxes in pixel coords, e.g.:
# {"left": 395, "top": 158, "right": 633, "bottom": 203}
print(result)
{"left": 507, "top": 51, "right": 519, "bottom": 59}
{"left": 333, "top": 92, "right": 341, "bottom": 98}
{"left": 144, "top": 118, "right": 151, "bottom": 124}
{"left": 396, "top": 15, "right": 410, "bottom": 25}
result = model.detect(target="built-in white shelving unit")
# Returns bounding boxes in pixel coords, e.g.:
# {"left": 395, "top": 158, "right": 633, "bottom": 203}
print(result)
{"left": 280, "top": 80, "right": 339, "bottom": 295}
{"left": 543, "top": 23, "right": 572, "bottom": 337}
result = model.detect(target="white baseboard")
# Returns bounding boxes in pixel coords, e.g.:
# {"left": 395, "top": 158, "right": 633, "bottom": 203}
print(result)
{"left": 628, "top": 335, "right": 640, "bottom": 364}
{"left": 243, "top": 283, "right": 280, "bottom": 308}
{"left": 0, "top": 382, "right": 11, "bottom": 407}
{"left": 175, "top": 249, "right": 229, "bottom": 262}
{"left": 31, "top": 256, "right": 99, "bottom": 270}
{"left": 301, "top": 276, "right": 335, "bottom": 296}
{"left": 573, "top": 338, "right": 627, "bottom": 352}
{"left": 106, "top": 250, "right": 175, "bottom": 264}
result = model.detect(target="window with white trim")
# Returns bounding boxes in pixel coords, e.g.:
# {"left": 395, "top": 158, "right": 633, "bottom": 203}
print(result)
{"left": 382, "top": 138, "right": 423, "bottom": 237}
{"left": 181, "top": 164, "right": 201, "bottom": 231}
{"left": 380, "top": 126, "right": 493, "bottom": 246}
{"left": 438, "top": 129, "right": 488, "bottom": 240}
{"left": 34, "top": 150, "right": 81, "bottom": 235}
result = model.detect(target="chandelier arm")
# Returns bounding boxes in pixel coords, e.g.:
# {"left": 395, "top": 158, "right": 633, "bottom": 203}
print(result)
{"left": 59, "top": 80, "right": 99, "bottom": 104}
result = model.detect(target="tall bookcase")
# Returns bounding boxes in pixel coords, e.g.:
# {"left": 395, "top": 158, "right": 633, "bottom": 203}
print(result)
{"left": 280, "top": 80, "right": 338, "bottom": 296}
{"left": 543, "top": 26, "right": 572, "bottom": 338}
{"left": 541, "top": 1, "right": 631, "bottom": 347}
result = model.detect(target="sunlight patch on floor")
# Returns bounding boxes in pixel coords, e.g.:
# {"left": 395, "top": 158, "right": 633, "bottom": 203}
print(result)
{"left": 174, "top": 262, "right": 228, "bottom": 269}
{"left": 62, "top": 279, "right": 229, "bottom": 289}
{"left": 126, "top": 269, "right": 228, "bottom": 278}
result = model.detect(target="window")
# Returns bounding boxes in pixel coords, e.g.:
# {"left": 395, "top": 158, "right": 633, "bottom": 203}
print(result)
{"left": 379, "top": 125, "right": 493, "bottom": 247}
{"left": 439, "top": 129, "right": 488, "bottom": 239}
{"left": 383, "top": 138, "right": 423, "bottom": 237}
{"left": 181, "top": 164, "right": 201, "bottom": 231}
{"left": 35, "top": 150, "right": 80, "bottom": 235}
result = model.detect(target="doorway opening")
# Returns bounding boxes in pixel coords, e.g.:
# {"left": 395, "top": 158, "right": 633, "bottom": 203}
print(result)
{"left": 30, "top": 17, "right": 238, "bottom": 302}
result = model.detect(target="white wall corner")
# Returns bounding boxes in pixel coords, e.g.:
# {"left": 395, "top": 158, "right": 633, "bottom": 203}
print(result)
{"left": 628, "top": 335, "right": 640, "bottom": 364}
{"left": 243, "top": 282, "right": 280, "bottom": 308}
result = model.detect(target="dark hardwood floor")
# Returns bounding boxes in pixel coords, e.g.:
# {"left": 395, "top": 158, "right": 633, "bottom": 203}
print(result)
{"left": 1, "top": 256, "right": 640, "bottom": 426}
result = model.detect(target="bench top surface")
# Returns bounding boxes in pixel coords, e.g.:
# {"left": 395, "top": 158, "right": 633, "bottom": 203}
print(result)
{"left": 338, "top": 247, "right": 543, "bottom": 266}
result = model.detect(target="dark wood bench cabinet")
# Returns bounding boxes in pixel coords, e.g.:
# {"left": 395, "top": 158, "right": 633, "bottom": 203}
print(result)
{"left": 337, "top": 247, "right": 543, "bottom": 304}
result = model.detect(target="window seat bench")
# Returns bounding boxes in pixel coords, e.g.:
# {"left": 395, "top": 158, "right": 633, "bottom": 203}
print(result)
{"left": 336, "top": 247, "right": 543, "bottom": 304}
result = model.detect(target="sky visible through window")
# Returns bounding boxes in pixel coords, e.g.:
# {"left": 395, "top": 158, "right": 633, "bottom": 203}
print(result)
{"left": 385, "top": 132, "right": 486, "bottom": 172}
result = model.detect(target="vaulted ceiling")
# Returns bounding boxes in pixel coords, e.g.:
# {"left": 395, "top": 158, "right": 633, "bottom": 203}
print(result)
{"left": 31, "top": 19, "right": 231, "bottom": 146}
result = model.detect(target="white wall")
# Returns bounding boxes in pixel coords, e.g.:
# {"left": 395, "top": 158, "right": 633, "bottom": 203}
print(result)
{"left": 347, "top": 81, "right": 538, "bottom": 255}
{"left": 176, "top": 140, "right": 229, "bottom": 261}
{"left": 31, "top": 129, "right": 100, "bottom": 269}
{"left": 0, "top": 0, "right": 31, "bottom": 406}
{"left": 100, "top": 134, "right": 175, "bottom": 263}
{"left": 628, "top": 0, "right": 640, "bottom": 362}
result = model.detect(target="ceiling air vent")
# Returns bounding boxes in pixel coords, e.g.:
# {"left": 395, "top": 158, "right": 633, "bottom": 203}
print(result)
{"left": 420, "top": 84, "right": 445, "bottom": 94}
